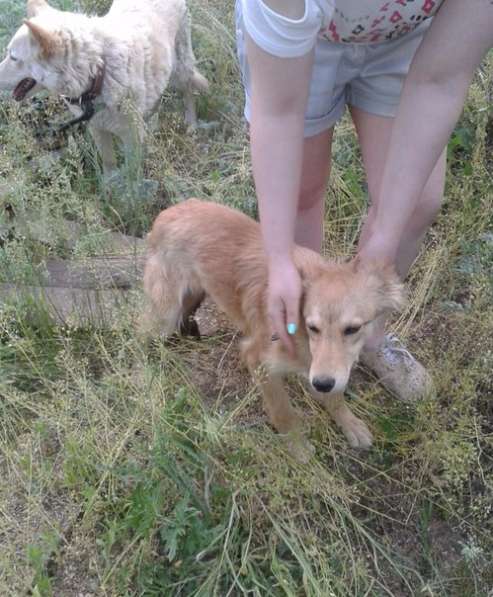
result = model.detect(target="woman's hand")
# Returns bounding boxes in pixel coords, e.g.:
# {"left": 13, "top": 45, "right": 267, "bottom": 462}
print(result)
{"left": 267, "top": 255, "right": 302, "bottom": 353}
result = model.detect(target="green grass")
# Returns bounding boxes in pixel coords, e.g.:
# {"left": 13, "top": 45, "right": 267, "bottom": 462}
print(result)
{"left": 1, "top": 1, "right": 493, "bottom": 595}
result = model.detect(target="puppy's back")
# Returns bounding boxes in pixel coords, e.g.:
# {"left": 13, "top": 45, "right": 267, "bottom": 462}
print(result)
{"left": 147, "top": 199, "right": 268, "bottom": 320}
{"left": 148, "top": 198, "right": 260, "bottom": 257}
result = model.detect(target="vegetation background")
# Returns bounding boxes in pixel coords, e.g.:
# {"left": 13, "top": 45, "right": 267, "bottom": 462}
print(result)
{"left": 0, "top": 0, "right": 492, "bottom": 594}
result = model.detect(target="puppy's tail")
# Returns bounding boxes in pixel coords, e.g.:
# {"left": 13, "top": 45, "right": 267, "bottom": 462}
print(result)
{"left": 142, "top": 250, "right": 177, "bottom": 336}
{"left": 142, "top": 248, "right": 204, "bottom": 338}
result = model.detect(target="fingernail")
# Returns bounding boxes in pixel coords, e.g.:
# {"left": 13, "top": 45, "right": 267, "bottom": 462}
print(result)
{"left": 287, "top": 323, "right": 297, "bottom": 335}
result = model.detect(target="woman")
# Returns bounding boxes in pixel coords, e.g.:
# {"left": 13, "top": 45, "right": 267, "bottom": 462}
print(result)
{"left": 236, "top": 0, "right": 493, "bottom": 401}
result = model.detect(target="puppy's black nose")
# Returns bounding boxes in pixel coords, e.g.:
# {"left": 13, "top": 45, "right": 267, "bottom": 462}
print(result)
{"left": 312, "top": 377, "right": 336, "bottom": 393}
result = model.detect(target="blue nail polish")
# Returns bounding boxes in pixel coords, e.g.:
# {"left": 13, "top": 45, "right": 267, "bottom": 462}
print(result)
{"left": 287, "top": 323, "right": 297, "bottom": 335}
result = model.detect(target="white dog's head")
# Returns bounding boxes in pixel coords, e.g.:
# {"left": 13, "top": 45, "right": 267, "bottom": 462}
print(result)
{"left": 0, "top": 1, "right": 58, "bottom": 100}
{"left": 0, "top": 0, "right": 96, "bottom": 101}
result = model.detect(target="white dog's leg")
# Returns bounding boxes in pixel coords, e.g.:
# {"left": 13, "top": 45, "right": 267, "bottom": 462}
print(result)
{"left": 118, "top": 121, "right": 146, "bottom": 165}
{"left": 90, "top": 127, "right": 117, "bottom": 177}
{"left": 183, "top": 89, "right": 197, "bottom": 129}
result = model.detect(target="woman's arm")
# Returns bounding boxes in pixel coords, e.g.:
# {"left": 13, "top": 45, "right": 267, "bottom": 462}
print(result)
{"left": 359, "top": 0, "right": 493, "bottom": 265}
{"left": 245, "top": 1, "right": 315, "bottom": 349}
{"left": 247, "top": 34, "right": 313, "bottom": 266}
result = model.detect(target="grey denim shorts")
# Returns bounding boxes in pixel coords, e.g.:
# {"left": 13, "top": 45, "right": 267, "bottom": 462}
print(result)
{"left": 236, "top": 1, "right": 432, "bottom": 137}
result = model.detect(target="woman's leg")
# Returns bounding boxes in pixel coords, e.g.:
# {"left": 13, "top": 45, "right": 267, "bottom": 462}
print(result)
{"left": 350, "top": 106, "right": 446, "bottom": 400}
{"left": 353, "top": 106, "right": 446, "bottom": 279}
{"left": 295, "top": 128, "right": 334, "bottom": 252}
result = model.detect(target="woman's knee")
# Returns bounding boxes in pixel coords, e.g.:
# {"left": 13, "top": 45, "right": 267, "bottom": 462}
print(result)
{"left": 298, "top": 176, "right": 327, "bottom": 212}
{"left": 297, "top": 129, "right": 333, "bottom": 213}
{"left": 417, "top": 182, "right": 443, "bottom": 225}
{"left": 414, "top": 153, "right": 446, "bottom": 225}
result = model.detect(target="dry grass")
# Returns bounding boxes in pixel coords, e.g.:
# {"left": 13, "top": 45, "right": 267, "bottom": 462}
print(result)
{"left": 0, "top": 1, "right": 492, "bottom": 595}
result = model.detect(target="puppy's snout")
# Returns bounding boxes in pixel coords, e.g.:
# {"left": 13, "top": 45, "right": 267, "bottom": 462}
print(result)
{"left": 312, "top": 376, "right": 336, "bottom": 393}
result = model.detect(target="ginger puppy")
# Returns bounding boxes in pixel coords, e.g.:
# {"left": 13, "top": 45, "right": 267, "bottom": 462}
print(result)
{"left": 143, "top": 199, "right": 405, "bottom": 460}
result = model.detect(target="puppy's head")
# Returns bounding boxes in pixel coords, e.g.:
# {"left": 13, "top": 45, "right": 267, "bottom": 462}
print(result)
{"left": 301, "top": 259, "right": 405, "bottom": 395}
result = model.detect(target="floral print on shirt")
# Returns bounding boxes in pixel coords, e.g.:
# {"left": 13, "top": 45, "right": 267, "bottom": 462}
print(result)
{"left": 320, "top": 0, "right": 442, "bottom": 43}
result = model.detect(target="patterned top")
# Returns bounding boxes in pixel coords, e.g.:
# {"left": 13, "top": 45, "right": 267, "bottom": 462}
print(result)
{"left": 241, "top": 0, "right": 443, "bottom": 57}
{"left": 322, "top": 0, "right": 442, "bottom": 43}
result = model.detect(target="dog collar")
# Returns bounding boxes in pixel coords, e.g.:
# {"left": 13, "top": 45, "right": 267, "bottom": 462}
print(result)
{"left": 57, "top": 62, "right": 106, "bottom": 132}
{"left": 64, "top": 62, "right": 106, "bottom": 108}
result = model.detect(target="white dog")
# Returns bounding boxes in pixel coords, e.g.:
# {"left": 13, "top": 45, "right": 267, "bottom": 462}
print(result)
{"left": 0, "top": 0, "right": 209, "bottom": 174}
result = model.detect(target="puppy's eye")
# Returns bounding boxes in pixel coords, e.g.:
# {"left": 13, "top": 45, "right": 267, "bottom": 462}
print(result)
{"left": 307, "top": 324, "right": 320, "bottom": 334}
{"left": 344, "top": 325, "right": 361, "bottom": 336}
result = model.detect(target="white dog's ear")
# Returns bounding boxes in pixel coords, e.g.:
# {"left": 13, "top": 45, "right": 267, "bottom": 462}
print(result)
{"left": 27, "top": 0, "right": 49, "bottom": 18}
{"left": 352, "top": 258, "right": 406, "bottom": 314}
{"left": 23, "top": 19, "right": 56, "bottom": 57}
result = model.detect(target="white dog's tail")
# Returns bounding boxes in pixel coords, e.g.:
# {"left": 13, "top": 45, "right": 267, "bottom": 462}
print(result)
{"left": 175, "top": 10, "right": 209, "bottom": 94}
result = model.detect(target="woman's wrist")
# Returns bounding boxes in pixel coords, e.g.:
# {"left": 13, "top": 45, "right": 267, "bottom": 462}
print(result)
{"left": 266, "top": 247, "right": 295, "bottom": 269}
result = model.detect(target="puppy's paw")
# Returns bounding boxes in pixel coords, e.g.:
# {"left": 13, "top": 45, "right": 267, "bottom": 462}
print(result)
{"left": 285, "top": 434, "right": 315, "bottom": 464}
{"left": 340, "top": 414, "right": 373, "bottom": 449}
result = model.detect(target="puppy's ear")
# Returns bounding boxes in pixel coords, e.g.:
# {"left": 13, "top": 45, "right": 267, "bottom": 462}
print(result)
{"left": 294, "top": 250, "right": 324, "bottom": 318}
{"left": 353, "top": 258, "right": 406, "bottom": 314}
{"left": 27, "top": 0, "right": 49, "bottom": 18}
{"left": 297, "top": 263, "right": 310, "bottom": 317}
{"left": 24, "top": 19, "right": 57, "bottom": 58}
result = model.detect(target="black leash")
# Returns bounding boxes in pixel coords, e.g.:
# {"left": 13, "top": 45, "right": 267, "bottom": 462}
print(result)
{"left": 56, "top": 97, "right": 96, "bottom": 133}
{"left": 35, "top": 63, "right": 105, "bottom": 138}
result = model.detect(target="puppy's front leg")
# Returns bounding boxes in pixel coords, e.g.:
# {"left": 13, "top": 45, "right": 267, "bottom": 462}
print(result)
{"left": 258, "top": 370, "right": 315, "bottom": 462}
{"left": 311, "top": 391, "right": 373, "bottom": 449}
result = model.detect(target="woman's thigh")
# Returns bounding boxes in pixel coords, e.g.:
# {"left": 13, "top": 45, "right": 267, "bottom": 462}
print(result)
{"left": 350, "top": 105, "right": 446, "bottom": 209}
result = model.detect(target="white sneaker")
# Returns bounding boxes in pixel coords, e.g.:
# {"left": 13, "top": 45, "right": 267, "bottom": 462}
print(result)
{"left": 360, "top": 334, "right": 434, "bottom": 402}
